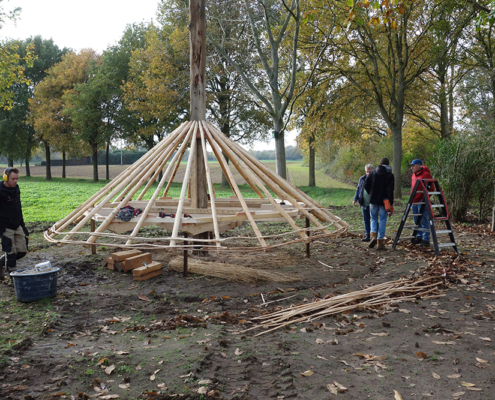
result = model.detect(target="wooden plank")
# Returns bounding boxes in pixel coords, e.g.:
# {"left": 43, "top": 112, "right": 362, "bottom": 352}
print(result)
{"left": 133, "top": 269, "right": 162, "bottom": 281}
{"left": 132, "top": 261, "right": 163, "bottom": 277}
{"left": 111, "top": 250, "right": 142, "bottom": 262}
{"left": 123, "top": 253, "right": 153, "bottom": 271}
{"left": 106, "top": 256, "right": 115, "bottom": 271}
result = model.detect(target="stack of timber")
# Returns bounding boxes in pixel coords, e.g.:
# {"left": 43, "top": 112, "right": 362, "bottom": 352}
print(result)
{"left": 44, "top": 121, "right": 348, "bottom": 252}
{"left": 105, "top": 250, "right": 162, "bottom": 281}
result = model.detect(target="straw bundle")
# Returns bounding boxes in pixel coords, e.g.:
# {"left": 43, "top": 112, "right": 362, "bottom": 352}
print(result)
{"left": 168, "top": 256, "right": 300, "bottom": 284}
{"left": 245, "top": 277, "right": 444, "bottom": 336}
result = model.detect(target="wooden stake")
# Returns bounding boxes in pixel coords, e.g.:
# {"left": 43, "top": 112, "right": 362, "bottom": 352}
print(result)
{"left": 306, "top": 217, "right": 310, "bottom": 258}
{"left": 183, "top": 233, "right": 189, "bottom": 277}
{"left": 91, "top": 218, "right": 96, "bottom": 255}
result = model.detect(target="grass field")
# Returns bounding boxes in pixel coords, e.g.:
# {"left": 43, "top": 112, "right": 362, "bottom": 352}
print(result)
{"left": 11, "top": 161, "right": 355, "bottom": 222}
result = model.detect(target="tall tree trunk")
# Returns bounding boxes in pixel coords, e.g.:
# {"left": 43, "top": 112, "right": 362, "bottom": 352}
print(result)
{"left": 44, "top": 142, "right": 52, "bottom": 181}
{"left": 7, "top": 158, "right": 13, "bottom": 167}
{"left": 439, "top": 71, "right": 449, "bottom": 139}
{"left": 106, "top": 142, "right": 110, "bottom": 180}
{"left": 92, "top": 148, "right": 98, "bottom": 182}
{"left": 308, "top": 135, "right": 315, "bottom": 187}
{"left": 449, "top": 64, "right": 454, "bottom": 135}
{"left": 62, "top": 151, "right": 66, "bottom": 178}
{"left": 221, "top": 152, "right": 229, "bottom": 187}
{"left": 274, "top": 120, "right": 287, "bottom": 179}
{"left": 392, "top": 125, "right": 402, "bottom": 200}
{"left": 25, "top": 159, "right": 30, "bottom": 177}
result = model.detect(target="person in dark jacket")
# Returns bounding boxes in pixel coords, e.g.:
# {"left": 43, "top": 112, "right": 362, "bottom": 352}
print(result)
{"left": 409, "top": 159, "right": 433, "bottom": 247}
{"left": 353, "top": 164, "right": 374, "bottom": 241}
{"left": 364, "top": 158, "right": 394, "bottom": 250}
{"left": 0, "top": 168, "right": 29, "bottom": 280}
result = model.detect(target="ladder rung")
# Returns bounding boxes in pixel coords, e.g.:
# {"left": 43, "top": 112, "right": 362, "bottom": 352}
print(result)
{"left": 410, "top": 214, "right": 422, "bottom": 217}
{"left": 438, "top": 242, "right": 456, "bottom": 248}
{"left": 412, "top": 202, "right": 425, "bottom": 205}
{"left": 435, "top": 230, "right": 452, "bottom": 235}
{"left": 398, "top": 236, "right": 416, "bottom": 240}
{"left": 428, "top": 191, "right": 441, "bottom": 195}
{"left": 404, "top": 225, "right": 429, "bottom": 232}
{"left": 431, "top": 204, "right": 444, "bottom": 208}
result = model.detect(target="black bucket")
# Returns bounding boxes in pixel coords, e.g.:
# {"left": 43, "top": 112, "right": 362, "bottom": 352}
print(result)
{"left": 10, "top": 268, "right": 60, "bottom": 302}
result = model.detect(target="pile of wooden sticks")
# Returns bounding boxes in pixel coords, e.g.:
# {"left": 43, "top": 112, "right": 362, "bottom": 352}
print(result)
{"left": 245, "top": 277, "right": 444, "bottom": 336}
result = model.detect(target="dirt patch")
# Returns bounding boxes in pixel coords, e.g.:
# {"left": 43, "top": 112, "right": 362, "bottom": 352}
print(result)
{"left": 1, "top": 205, "right": 495, "bottom": 399}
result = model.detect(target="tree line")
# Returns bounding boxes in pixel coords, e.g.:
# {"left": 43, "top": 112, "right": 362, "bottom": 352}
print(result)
{"left": 0, "top": 0, "right": 494, "bottom": 225}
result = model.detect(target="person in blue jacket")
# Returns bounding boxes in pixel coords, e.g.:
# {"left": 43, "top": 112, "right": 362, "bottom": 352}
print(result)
{"left": 353, "top": 164, "right": 374, "bottom": 242}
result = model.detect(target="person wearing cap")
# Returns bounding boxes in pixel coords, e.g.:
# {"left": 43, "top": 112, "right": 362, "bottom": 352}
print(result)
{"left": 364, "top": 158, "right": 394, "bottom": 250}
{"left": 0, "top": 167, "right": 29, "bottom": 280}
{"left": 409, "top": 159, "right": 433, "bottom": 247}
{"left": 353, "top": 164, "right": 374, "bottom": 242}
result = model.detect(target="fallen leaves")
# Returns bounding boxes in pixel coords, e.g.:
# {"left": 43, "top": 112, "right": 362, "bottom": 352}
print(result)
{"left": 394, "top": 390, "right": 403, "bottom": 400}
{"left": 479, "top": 337, "right": 491, "bottom": 342}
{"left": 432, "top": 372, "right": 441, "bottom": 379}
{"left": 300, "top": 370, "right": 314, "bottom": 377}
{"left": 353, "top": 353, "right": 387, "bottom": 361}
{"left": 104, "top": 365, "right": 115, "bottom": 375}
{"left": 150, "top": 369, "right": 160, "bottom": 381}
{"left": 327, "top": 381, "right": 347, "bottom": 394}
{"left": 416, "top": 352, "right": 428, "bottom": 359}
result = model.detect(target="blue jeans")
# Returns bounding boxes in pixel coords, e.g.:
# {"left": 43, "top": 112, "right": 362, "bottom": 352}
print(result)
{"left": 412, "top": 204, "right": 430, "bottom": 241}
{"left": 361, "top": 206, "right": 371, "bottom": 238}
{"left": 370, "top": 204, "right": 388, "bottom": 239}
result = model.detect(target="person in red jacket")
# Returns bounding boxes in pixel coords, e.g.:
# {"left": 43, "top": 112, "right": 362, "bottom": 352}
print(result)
{"left": 409, "top": 159, "right": 433, "bottom": 247}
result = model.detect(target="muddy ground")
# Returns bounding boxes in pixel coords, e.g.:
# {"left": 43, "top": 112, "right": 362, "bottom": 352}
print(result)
{"left": 1, "top": 205, "right": 495, "bottom": 400}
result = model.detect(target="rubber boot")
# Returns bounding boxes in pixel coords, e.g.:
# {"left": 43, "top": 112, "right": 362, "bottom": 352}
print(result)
{"left": 6, "top": 253, "right": 16, "bottom": 274}
{"left": 377, "top": 239, "right": 386, "bottom": 251}
{"left": 369, "top": 232, "right": 377, "bottom": 248}
{"left": 0, "top": 254, "right": 5, "bottom": 280}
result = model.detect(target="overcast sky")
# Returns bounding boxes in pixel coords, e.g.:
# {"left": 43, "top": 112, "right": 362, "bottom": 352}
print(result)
{"left": 1, "top": 0, "right": 297, "bottom": 150}
{"left": 2, "top": 0, "right": 159, "bottom": 52}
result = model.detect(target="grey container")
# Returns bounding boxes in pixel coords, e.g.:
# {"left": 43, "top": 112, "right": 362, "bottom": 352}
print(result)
{"left": 10, "top": 267, "right": 60, "bottom": 302}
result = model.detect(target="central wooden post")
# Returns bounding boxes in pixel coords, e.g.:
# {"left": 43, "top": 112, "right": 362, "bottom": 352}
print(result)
{"left": 190, "top": 0, "right": 208, "bottom": 249}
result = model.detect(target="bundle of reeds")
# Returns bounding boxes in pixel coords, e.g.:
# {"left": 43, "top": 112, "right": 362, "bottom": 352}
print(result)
{"left": 168, "top": 256, "right": 300, "bottom": 284}
{"left": 245, "top": 277, "right": 444, "bottom": 336}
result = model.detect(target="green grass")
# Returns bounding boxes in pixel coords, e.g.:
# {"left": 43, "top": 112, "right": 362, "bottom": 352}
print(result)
{"left": 17, "top": 162, "right": 355, "bottom": 222}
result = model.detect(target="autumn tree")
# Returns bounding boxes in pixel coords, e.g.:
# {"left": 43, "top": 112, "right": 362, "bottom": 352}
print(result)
{"left": 29, "top": 50, "right": 99, "bottom": 180}
{"left": 158, "top": 0, "right": 271, "bottom": 186}
{"left": 0, "top": 37, "right": 67, "bottom": 174}
{"left": 208, "top": 0, "right": 324, "bottom": 180}
{"left": 123, "top": 23, "right": 190, "bottom": 150}
{"left": 0, "top": 1, "right": 35, "bottom": 110}
{"left": 311, "top": 0, "right": 471, "bottom": 198}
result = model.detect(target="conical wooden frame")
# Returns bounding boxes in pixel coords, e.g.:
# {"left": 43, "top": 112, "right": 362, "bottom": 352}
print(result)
{"left": 44, "top": 121, "right": 348, "bottom": 252}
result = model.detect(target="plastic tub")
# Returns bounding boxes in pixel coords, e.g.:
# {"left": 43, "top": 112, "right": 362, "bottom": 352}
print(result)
{"left": 10, "top": 267, "right": 60, "bottom": 302}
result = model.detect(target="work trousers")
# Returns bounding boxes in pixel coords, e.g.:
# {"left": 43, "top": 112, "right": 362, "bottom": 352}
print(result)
{"left": 1, "top": 226, "right": 28, "bottom": 270}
